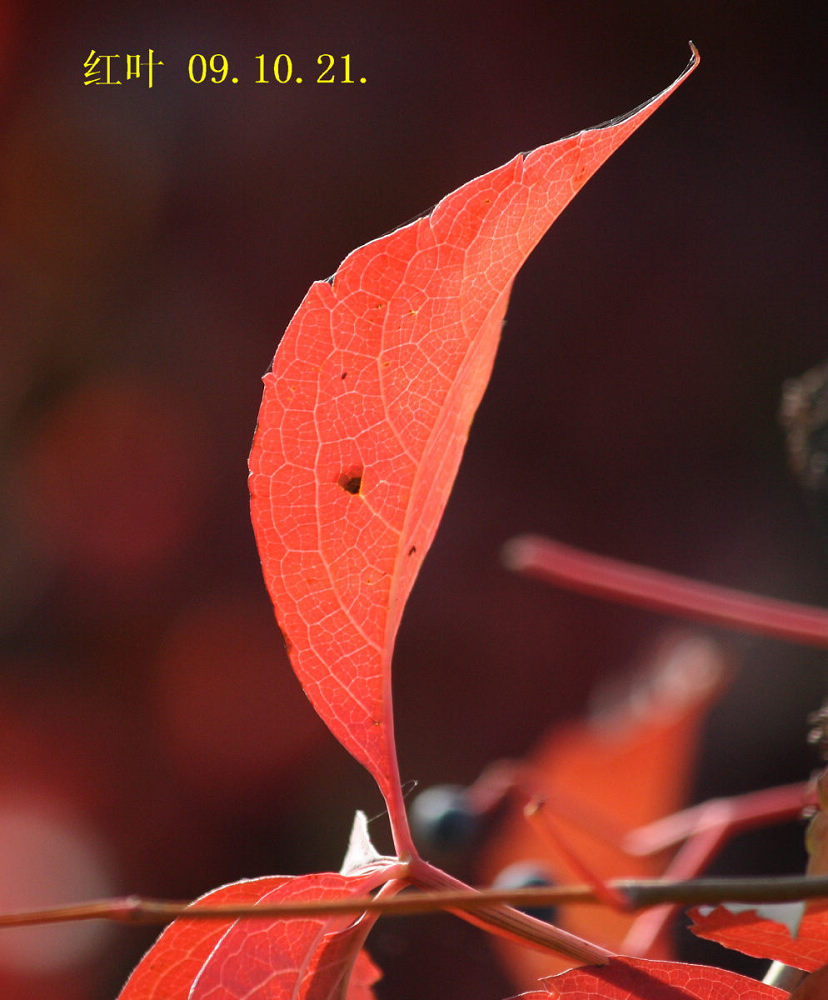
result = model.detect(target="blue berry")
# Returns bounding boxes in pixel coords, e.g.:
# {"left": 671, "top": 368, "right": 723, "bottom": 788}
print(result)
{"left": 410, "top": 784, "right": 478, "bottom": 850}
{"left": 492, "top": 862, "right": 557, "bottom": 924}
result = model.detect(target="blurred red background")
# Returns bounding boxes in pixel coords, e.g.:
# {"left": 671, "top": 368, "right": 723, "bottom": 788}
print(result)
{"left": 0, "top": 2, "right": 826, "bottom": 997}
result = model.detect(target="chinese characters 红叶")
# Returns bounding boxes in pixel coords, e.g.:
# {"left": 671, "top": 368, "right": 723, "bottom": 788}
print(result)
{"left": 84, "top": 50, "right": 164, "bottom": 88}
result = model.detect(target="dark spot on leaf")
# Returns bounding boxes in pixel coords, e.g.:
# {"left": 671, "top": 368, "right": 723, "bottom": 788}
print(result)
{"left": 341, "top": 371, "right": 348, "bottom": 379}
{"left": 408, "top": 545, "right": 417, "bottom": 556}
{"left": 573, "top": 163, "right": 589, "bottom": 189}
{"left": 338, "top": 467, "right": 364, "bottom": 495}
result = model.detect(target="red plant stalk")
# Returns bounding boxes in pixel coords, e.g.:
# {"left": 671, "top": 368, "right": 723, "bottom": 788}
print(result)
{"left": 621, "top": 824, "right": 731, "bottom": 957}
{"left": 407, "top": 855, "right": 614, "bottom": 965}
{"left": 625, "top": 783, "right": 814, "bottom": 857}
{"left": 504, "top": 536, "right": 828, "bottom": 648}
{"left": 523, "top": 797, "right": 632, "bottom": 911}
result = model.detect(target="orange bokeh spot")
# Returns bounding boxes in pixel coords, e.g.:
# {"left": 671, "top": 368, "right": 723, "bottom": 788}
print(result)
{"left": 16, "top": 375, "right": 206, "bottom": 581}
{"left": 153, "top": 589, "right": 323, "bottom": 804}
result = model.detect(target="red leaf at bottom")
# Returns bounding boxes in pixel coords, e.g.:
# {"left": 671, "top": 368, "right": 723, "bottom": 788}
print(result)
{"left": 118, "top": 868, "right": 395, "bottom": 1000}
{"left": 688, "top": 902, "right": 828, "bottom": 973}
{"left": 515, "top": 957, "right": 786, "bottom": 999}
{"left": 117, "top": 877, "right": 291, "bottom": 1000}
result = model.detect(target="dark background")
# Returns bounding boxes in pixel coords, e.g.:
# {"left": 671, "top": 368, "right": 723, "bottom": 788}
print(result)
{"left": 0, "top": 2, "right": 826, "bottom": 997}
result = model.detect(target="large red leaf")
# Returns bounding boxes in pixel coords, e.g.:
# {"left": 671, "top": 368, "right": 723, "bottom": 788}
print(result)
{"left": 688, "top": 903, "right": 828, "bottom": 973}
{"left": 516, "top": 956, "right": 786, "bottom": 999}
{"left": 118, "top": 868, "right": 392, "bottom": 1000}
{"left": 248, "top": 49, "right": 699, "bottom": 825}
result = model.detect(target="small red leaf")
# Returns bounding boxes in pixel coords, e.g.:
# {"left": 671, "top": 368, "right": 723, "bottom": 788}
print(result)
{"left": 118, "top": 868, "right": 395, "bottom": 1000}
{"left": 189, "top": 872, "right": 384, "bottom": 1000}
{"left": 117, "top": 877, "right": 291, "bottom": 1000}
{"left": 343, "top": 949, "right": 383, "bottom": 1000}
{"left": 516, "top": 956, "right": 786, "bottom": 999}
{"left": 688, "top": 902, "right": 828, "bottom": 972}
{"left": 248, "top": 49, "right": 699, "bottom": 831}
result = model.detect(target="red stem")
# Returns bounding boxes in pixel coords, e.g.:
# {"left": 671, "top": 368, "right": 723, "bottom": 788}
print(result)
{"left": 523, "top": 797, "right": 631, "bottom": 911}
{"left": 620, "top": 784, "right": 812, "bottom": 956}
{"left": 504, "top": 535, "right": 828, "bottom": 648}
{"left": 625, "top": 782, "right": 813, "bottom": 856}
{"left": 408, "top": 857, "right": 612, "bottom": 965}
{"left": 621, "top": 824, "right": 730, "bottom": 957}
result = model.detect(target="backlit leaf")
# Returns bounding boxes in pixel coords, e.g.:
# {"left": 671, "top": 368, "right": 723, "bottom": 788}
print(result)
{"left": 688, "top": 902, "right": 828, "bottom": 972}
{"left": 117, "top": 877, "right": 290, "bottom": 1000}
{"left": 515, "top": 956, "right": 786, "bottom": 999}
{"left": 118, "top": 868, "right": 394, "bottom": 1000}
{"left": 248, "top": 49, "right": 699, "bottom": 822}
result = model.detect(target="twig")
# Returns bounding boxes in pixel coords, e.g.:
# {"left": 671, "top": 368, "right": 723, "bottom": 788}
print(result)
{"left": 4, "top": 875, "right": 828, "bottom": 929}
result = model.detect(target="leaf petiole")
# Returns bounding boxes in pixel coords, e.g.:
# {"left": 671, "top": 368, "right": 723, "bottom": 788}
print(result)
{"left": 504, "top": 535, "right": 828, "bottom": 648}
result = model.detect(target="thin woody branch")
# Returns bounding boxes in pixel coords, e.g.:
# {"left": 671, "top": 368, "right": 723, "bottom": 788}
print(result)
{"left": 4, "top": 874, "right": 828, "bottom": 929}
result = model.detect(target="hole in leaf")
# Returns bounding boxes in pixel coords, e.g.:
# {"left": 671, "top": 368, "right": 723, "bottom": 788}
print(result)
{"left": 338, "top": 468, "right": 364, "bottom": 495}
